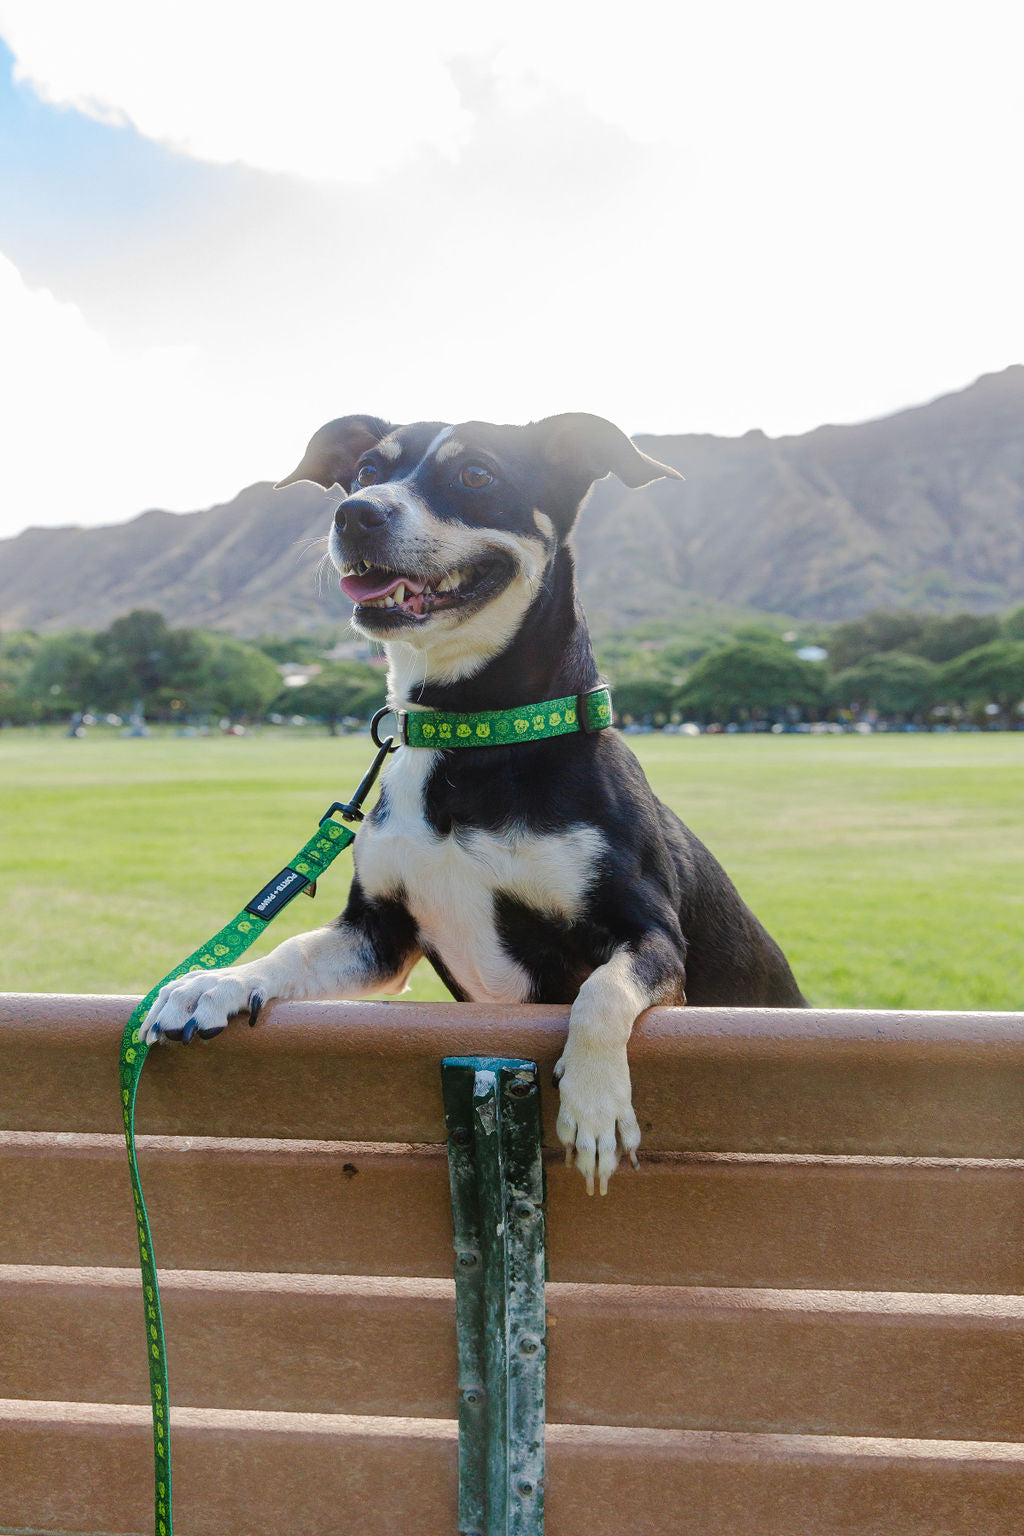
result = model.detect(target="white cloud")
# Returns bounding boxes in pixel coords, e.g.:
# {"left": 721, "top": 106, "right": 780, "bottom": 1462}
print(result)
{"left": 0, "top": 0, "right": 483, "bottom": 181}
{"left": 4, "top": 0, "right": 1022, "bottom": 188}
{"left": 0, "top": 2, "right": 1022, "bottom": 537}
{"left": 0, "top": 251, "right": 281, "bottom": 535}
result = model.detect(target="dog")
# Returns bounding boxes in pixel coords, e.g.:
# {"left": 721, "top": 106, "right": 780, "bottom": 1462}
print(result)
{"left": 143, "top": 412, "right": 805, "bottom": 1193}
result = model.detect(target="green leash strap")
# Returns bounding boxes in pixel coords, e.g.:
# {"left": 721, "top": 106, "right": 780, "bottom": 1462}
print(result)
{"left": 117, "top": 689, "right": 606, "bottom": 1532}
{"left": 118, "top": 812, "right": 356, "bottom": 1536}
{"left": 376, "top": 683, "right": 614, "bottom": 749}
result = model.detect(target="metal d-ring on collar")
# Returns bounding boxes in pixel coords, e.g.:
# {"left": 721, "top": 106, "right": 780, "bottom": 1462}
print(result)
{"left": 370, "top": 705, "right": 409, "bottom": 749}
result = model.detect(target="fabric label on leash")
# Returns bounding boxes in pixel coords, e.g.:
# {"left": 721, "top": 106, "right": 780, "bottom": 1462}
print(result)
{"left": 245, "top": 866, "right": 311, "bottom": 919}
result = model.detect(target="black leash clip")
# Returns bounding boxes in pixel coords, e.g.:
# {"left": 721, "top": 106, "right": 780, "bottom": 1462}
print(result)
{"left": 319, "top": 709, "right": 401, "bottom": 827}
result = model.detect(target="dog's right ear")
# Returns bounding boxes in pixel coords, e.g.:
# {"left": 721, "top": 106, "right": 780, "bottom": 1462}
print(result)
{"left": 534, "top": 413, "right": 684, "bottom": 491}
{"left": 275, "top": 415, "right": 392, "bottom": 490}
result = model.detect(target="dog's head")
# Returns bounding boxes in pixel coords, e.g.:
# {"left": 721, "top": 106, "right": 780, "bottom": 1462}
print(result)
{"left": 278, "top": 413, "right": 681, "bottom": 661}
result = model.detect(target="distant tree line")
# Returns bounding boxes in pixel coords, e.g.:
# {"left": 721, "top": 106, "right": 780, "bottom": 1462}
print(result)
{"left": 1, "top": 604, "right": 1022, "bottom": 731}
{"left": 605, "top": 607, "right": 1024, "bottom": 729}
{"left": 0, "top": 610, "right": 383, "bottom": 727}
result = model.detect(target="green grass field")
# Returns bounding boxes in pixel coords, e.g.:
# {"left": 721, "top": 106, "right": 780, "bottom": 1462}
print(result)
{"left": 1, "top": 727, "right": 1021, "bottom": 1010}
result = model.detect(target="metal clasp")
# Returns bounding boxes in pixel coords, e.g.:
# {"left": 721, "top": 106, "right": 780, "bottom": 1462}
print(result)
{"left": 576, "top": 685, "right": 609, "bottom": 735}
{"left": 319, "top": 713, "right": 401, "bottom": 826}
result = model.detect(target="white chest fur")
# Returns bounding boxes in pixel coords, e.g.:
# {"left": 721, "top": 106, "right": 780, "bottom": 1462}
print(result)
{"left": 354, "top": 748, "right": 606, "bottom": 1003}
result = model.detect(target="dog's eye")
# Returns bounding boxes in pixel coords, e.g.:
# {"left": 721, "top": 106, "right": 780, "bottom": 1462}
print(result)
{"left": 460, "top": 464, "right": 493, "bottom": 489}
{"left": 355, "top": 463, "right": 378, "bottom": 488}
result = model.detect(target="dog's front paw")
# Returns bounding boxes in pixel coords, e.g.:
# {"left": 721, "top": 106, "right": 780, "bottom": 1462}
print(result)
{"left": 553, "top": 1038, "right": 640, "bottom": 1196}
{"left": 141, "top": 968, "right": 269, "bottom": 1045}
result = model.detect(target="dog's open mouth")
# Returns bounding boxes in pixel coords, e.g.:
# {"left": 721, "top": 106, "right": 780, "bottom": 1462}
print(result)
{"left": 339, "top": 558, "right": 512, "bottom": 621}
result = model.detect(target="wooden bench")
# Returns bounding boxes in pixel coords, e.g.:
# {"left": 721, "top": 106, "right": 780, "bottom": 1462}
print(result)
{"left": 2, "top": 993, "right": 1024, "bottom": 1534}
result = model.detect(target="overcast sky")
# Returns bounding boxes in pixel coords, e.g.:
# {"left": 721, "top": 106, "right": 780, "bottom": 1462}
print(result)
{"left": 0, "top": 0, "right": 1021, "bottom": 539}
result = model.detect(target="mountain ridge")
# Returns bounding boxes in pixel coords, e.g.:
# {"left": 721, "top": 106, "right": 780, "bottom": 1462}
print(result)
{"left": 1, "top": 367, "right": 1022, "bottom": 636}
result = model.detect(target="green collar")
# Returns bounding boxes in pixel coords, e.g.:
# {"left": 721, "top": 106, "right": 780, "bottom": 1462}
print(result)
{"left": 371, "top": 685, "right": 613, "bottom": 749}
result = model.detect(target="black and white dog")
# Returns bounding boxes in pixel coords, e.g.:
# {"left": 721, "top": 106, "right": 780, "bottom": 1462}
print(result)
{"left": 143, "top": 413, "right": 804, "bottom": 1193}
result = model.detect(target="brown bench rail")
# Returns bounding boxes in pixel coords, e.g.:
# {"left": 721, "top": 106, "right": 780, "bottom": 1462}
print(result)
{"left": 2, "top": 994, "right": 1024, "bottom": 1535}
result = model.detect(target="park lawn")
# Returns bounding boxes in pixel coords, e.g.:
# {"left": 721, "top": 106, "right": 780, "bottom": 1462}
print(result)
{"left": 0, "top": 727, "right": 1021, "bottom": 1011}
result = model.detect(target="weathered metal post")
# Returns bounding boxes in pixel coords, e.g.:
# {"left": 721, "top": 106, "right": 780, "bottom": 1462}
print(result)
{"left": 442, "top": 1056, "right": 546, "bottom": 1536}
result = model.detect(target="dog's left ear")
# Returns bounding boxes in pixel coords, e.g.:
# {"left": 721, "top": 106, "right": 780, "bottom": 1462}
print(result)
{"left": 535, "top": 412, "right": 684, "bottom": 490}
{"left": 275, "top": 414, "right": 392, "bottom": 490}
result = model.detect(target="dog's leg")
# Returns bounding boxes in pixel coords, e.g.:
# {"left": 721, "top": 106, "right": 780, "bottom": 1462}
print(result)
{"left": 141, "top": 908, "right": 419, "bottom": 1044}
{"left": 554, "top": 940, "right": 684, "bottom": 1195}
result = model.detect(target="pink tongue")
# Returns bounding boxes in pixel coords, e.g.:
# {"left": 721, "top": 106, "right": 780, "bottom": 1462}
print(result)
{"left": 340, "top": 570, "right": 427, "bottom": 602}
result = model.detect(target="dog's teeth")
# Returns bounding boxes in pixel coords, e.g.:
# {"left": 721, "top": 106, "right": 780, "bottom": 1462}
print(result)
{"left": 438, "top": 575, "right": 455, "bottom": 593}
{"left": 393, "top": 584, "right": 406, "bottom": 605}
{"left": 383, "top": 595, "right": 396, "bottom": 608}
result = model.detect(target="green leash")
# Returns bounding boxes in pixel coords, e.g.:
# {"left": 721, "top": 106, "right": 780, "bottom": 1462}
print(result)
{"left": 118, "top": 812, "right": 356, "bottom": 1534}
{"left": 118, "top": 688, "right": 612, "bottom": 1534}
{"left": 116, "top": 721, "right": 405, "bottom": 1534}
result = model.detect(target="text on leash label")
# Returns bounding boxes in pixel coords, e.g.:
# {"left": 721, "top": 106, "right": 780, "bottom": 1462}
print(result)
{"left": 245, "top": 867, "right": 311, "bottom": 921}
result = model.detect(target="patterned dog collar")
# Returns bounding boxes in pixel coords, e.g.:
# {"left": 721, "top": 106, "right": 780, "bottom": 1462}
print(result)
{"left": 370, "top": 685, "right": 614, "bottom": 749}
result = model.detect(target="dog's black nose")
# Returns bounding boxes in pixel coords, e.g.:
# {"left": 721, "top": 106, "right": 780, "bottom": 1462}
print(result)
{"left": 335, "top": 498, "right": 389, "bottom": 533}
